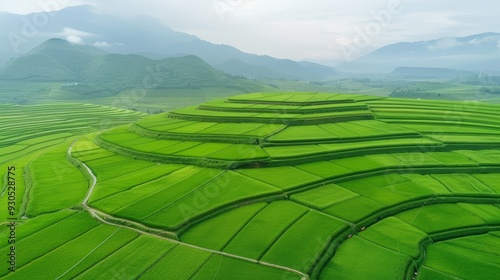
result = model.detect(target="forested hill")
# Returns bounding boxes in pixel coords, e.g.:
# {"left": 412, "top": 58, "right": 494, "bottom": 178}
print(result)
{"left": 0, "top": 38, "right": 264, "bottom": 95}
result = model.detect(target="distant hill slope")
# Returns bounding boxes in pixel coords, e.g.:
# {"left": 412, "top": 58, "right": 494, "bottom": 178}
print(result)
{"left": 215, "top": 59, "right": 284, "bottom": 79}
{"left": 390, "top": 67, "right": 475, "bottom": 79}
{"left": 0, "top": 38, "right": 105, "bottom": 81}
{"left": 214, "top": 58, "right": 341, "bottom": 80}
{"left": 0, "top": 5, "right": 338, "bottom": 80}
{"left": 0, "top": 39, "right": 264, "bottom": 95}
{"left": 337, "top": 33, "right": 500, "bottom": 73}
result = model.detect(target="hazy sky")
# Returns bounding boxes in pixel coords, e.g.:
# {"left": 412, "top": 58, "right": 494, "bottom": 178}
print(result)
{"left": 1, "top": 0, "right": 499, "bottom": 62}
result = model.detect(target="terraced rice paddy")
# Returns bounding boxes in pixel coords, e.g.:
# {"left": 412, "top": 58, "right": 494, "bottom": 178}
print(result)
{"left": 2, "top": 92, "right": 500, "bottom": 279}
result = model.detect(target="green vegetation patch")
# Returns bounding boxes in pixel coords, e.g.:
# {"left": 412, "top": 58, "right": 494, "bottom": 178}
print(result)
{"left": 26, "top": 142, "right": 89, "bottom": 216}
{"left": 140, "top": 244, "right": 212, "bottom": 280}
{"left": 320, "top": 236, "right": 411, "bottom": 280}
{"left": 324, "top": 196, "right": 385, "bottom": 223}
{"left": 181, "top": 203, "right": 267, "bottom": 250}
{"left": 143, "top": 171, "right": 281, "bottom": 229}
{"left": 400, "top": 174, "right": 451, "bottom": 194}
{"left": 105, "top": 167, "right": 223, "bottom": 218}
{"left": 74, "top": 235, "right": 176, "bottom": 280}
{"left": 9, "top": 226, "right": 138, "bottom": 280}
{"left": 90, "top": 163, "right": 185, "bottom": 202}
{"left": 291, "top": 184, "right": 359, "bottom": 210}
{"left": 422, "top": 234, "right": 500, "bottom": 280}
{"left": 295, "top": 160, "right": 353, "bottom": 178}
{"left": 4, "top": 212, "right": 99, "bottom": 271}
{"left": 191, "top": 254, "right": 303, "bottom": 280}
{"left": 236, "top": 166, "right": 322, "bottom": 190}
{"left": 262, "top": 211, "right": 348, "bottom": 272}
{"left": 359, "top": 217, "right": 427, "bottom": 258}
{"left": 396, "top": 204, "right": 487, "bottom": 234}
{"left": 472, "top": 173, "right": 500, "bottom": 193}
{"left": 223, "top": 201, "right": 308, "bottom": 259}
{"left": 431, "top": 174, "right": 496, "bottom": 194}
{"left": 338, "top": 180, "right": 410, "bottom": 206}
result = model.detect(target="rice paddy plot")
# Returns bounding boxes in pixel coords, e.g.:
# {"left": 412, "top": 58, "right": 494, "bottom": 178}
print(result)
{"left": 431, "top": 174, "right": 496, "bottom": 195}
{"left": 472, "top": 173, "right": 500, "bottom": 193}
{"left": 74, "top": 235, "right": 175, "bottom": 280}
{"left": 395, "top": 204, "right": 492, "bottom": 234}
{"left": 291, "top": 184, "right": 359, "bottom": 210}
{"left": 190, "top": 254, "right": 304, "bottom": 280}
{"left": 420, "top": 233, "right": 500, "bottom": 280}
{"left": 0, "top": 212, "right": 99, "bottom": 274}
{"left": 91, "top": 166, "right": 221, "bottom": 215}
{"left": 89, "top": 163, "right": 186, "bottom": 202}
{"left": 143, "top": 171, "right": 281, "bottom": 229}
{"left": 358, "top": 217, "right": 427, "bottom": 258}
{"left": 295, "top": 160, "right": 353, "bottom": 179}
{"left": 222, "top": 201, "right": 308, "bottom": 259}
{"left": 25, "top": 141, "right": 89, "bottom": 216}
{"left": 261, "top": 211, "right": 348, "bottom": 272}
{"left": 319, "top": 236, "right": 411, "bottom": 280}
{"left": 77, "top": 154, "right": 157, "bottom": 182}
{"left": 139, "top": 244, "right": 211, "bottom": 279}
{"left": 337, "top": 180, "right": 410, "bottom": 206}
{"left": 7, "top": 225, "right": 139, "bottom": 280}
{"left": 180, "top": 203, "right": 268, "bottom": 250}
{"left": 236, "top": 166, "right": 322, "bottom": 190}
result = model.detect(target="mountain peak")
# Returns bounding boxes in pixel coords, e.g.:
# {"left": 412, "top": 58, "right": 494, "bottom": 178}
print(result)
{"left": 28, "top": 38, "right": 106, "bottom": 57}
{"left": 0, "top": 38, "right": 107, "bottom": 81}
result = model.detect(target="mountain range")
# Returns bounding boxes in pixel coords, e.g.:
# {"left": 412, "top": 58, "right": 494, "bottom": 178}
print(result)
{"left": 0, "top": 38, "right": 263, "bottom": 95}
{"left": 1, "top": 5, "right": 499, "bottom": 78}
{"left": 390, "top": 67, "right": 475, "bottom": 79}
{"left": 0, "top": 5, "right": 338, "bottom": 80}
{"left": 337, "top": 33, "right": 500, "bottom": 73}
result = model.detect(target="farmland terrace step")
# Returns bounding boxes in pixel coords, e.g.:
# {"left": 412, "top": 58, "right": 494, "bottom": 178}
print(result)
{"left": 96, "top": 131, "right": 500, "bottom": 169}
{"left": 167, "top": 110, "right": 374, "bottom": 125}
{"left": 261, "top": 133, "right": 423, "bottom": 146}
{"left": 226, "top": 92, "right": 382, "bottom": 105}
{"left": 130, "top": 123, "right": 423, "bottom": 146}
{"left": 129, "top": 124, "right": 261, "bottom": 145}
{"left": 197, "top": 103, "right": 369, "bottom": 114}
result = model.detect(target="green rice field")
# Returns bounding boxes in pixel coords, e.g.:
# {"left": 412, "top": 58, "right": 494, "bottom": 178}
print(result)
{"left": 2, "top": 92, "right": 500, "bottom": 279}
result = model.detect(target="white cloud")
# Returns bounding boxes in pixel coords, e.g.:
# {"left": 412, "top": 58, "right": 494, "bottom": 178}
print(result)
{"left": 93, "top": 41, "right": 124, "bottom": 48}
{"left": 66, "top": 35, "right": 83, "bottom": 44}
{"left": 427, "top": 37, "right": 463, "bottom": 51}
{"left": 56, "top": 27, "right": 95, "bottom": 45}
{"left": 336, "top": 37, "right": 353, "bottom": 46}
{"left": 469, "top": 39, "right": 482, "bottom": 45}
{"left": 93, "top": 41, "right": 111, "bottom": 48}
{"left": 60, "top": 27, "right": 94, "bottom": 38}
{"left": 468, "top": 35, "right": 500, "bottom": 45}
